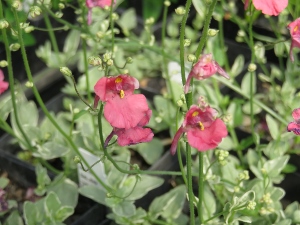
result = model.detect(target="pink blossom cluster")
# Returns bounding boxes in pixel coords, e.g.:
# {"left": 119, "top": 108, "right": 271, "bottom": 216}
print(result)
{"left": 0, "top": 70, "right": 9, "bottom": 95}
{"left": 94, "top": 74, "right": 153, "bottom": 147}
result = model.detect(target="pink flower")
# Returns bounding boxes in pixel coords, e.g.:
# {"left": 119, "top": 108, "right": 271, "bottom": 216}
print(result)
{"left": 287, "top": 18, "right": 300, "bottom": 62}
{"left": 170, "top": 104, "right": 227, "bottom": 155}
{"left": 184, "top": 54, "right": 229, "bottom": 94}
{"left": 0, "top": 70, "right": 9, "bottom": 95}
{"left": 245, "top": 0, "right": 288, "bottom": 16}
{"left": 94, "top": 74, "right": 151, "bottom": 129}
{"left": 105, "top": 109, "right": 153, "bottom": 146}
{"left": 287, "top": 108, "right": 300, "bottom": 135}
{"left": 86, "top": 0, "right": 116, "bottom": 24}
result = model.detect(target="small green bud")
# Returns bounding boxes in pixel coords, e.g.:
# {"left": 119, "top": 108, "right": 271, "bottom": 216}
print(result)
{"left": 261, "top": 167, "right": 267, "bottom": 175}
{"left": 74, "top": 156, "right": 81, "bottom": 164}
{"left": 24, "top": 26, "right": 34, "bottom": 33}
{"left": 184, "top": 39, "right": 191, "bottom": 47}
{"left": 145, "top": 17, "right": 155, "bottom": 25}
{"left": 260, "top": 193, "right": 272, "bottom": 204}
{"left": 175, "top": 6, "right": 186, "bottom": 15}
{"left": 180, "top": 94, "right": 185, "bottom": 100}
{"left": 234, "top": 186, "right": 240, "bottom": 193}
{"left": 122, "top": 69, "right": 129, "bottom": 74}
{"left": 106, "top": 59, "right": 113, "bottom": 66}
{"left": 58, "top": 3, "right": 65, "bottom": 9}
{"left": 20, "top": 23, "right": 30, "bottom": 29}
{"left": 248, "top": 63, "right": 257, "bottom": 72}
{"left": 208, "top": 29, "right": 219, "bottom": 37}
{"left": 177, "top": 99, "right": 184, "bottom": 107}
{"left": 155, "top": 116, "right": 162, "bottom": 123}
{"left": 187, "top": 54, "right": 196, "bottom": 62}
{"left": 237, "top": 30, "right": 246, "bottom": 37}
{"left": 88, "top": 56, "right": 102, "bottom": 66}
{"left": 29, "top": 6, "right": 42, "bottom": 18}
{"left": 25, "top": 81, "right": 34, "bottom": 88}
{"left": 132, "top": 164, "right": 140, "bottom": 170}
{"left": 11, "top": 1, "right": 21, "bottom": 9}
{"left": 112, "top": 13, "right": 119, "bottom": 21}
{"left": 55, "top": 12, "right": 63, "bottom": 18}
{"left": 164, "top": 1, "right": 171, "bottom": 6}
{"left": 126, "top": 57, "right": 133, "bottom": 64}
{"left": 103, "top": 52, "right": 112, "bottom": 62}
{"left": 0, "top": 60, "right": 8, "bottom": 67}
{"left": 10, "top": 43, "right": 20, "bottom": 51}
{"left": 60, "top": 67, "right": 72, "bottom": 77}
{"left": 96, "top": 31, "right": 105, "bottom": 39}
{"left": 106, "top": 192, "right": 113, "bottom": 198}
{"left": 11, "top": 28, "right": 18, "bottom": 37}
{"left": 247, "top": 201, "right": 256, "bottom": 210}
{"left": 0, "top": 19, "right": 9, "bottom": 29}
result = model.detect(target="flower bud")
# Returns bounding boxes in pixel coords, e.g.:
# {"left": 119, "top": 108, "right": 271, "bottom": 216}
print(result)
{"left": 175, "top": 6, "right": 186, "bottom": 15}
{"left": 10, "top": 43, "right": 20, "bottom": 51}
{"left": 145, "top": 17, "right": 155, "bottom": 26}
{"left": 187, "top": 54, "right": 196, "bottom": 62}
{"left": 132, "top": 164, "right": 140, "bottom": 170}
{"left": 88, "top": 56, "right": 102, "bottom": 66}
{"left": 60, "top": 67, "right": 72, "bottom": 77}
{"left": 11, "top": 1, "right": 21, "bottom": 9}
{"left": 74, "top": 156, "right": 81, "bottom": 164}
{"left": 112, "top": 13, "right": 119, "bottom": 21}
{"left": 103, "top": 52, "right": 112, "bottom": 62}
{"left": 96, "top": 31, "right": 105, "bottom": 39}
{"left": 29, "top": 6, "right": 42, "bottom": 18}
{"left": 184, "top": 39, "right": 191, "bottom": 47}
{"left": 237, "top": 30, "right": 246, "bottom": 37}
{"left": 58, "top": 3, "right": 65, "bottom": 9}
{"left": 106, "top": 192, "right": 113, "bottom": 198}
{"left": 0, "top": 20, "right": 9, "bottom": 29}
{"left": 164, "top": 1, "right": 171, "bottom": 6}
{"left": 0, "top": 60, "right": 8, "bottom": 67}
{"left": 248, "top": 63, "right": 257, "bottom": 72}
{"left": 24, "top": 26, "right": 34, "bottom": 33}
{"left": 106, "top": 59, "right": 113, "bottom": 66}
{"left": 126, "top": 57, "right": 133, "bottom": 64}
{"left": 55, "top": 12, "right": 63, "bottom": 18}
{"left": 177, "top": 99, "right": 184, "bottom": 107}
{"left": 247, "top": 201, "right": 256, "bottom": 210}
{"left": 208, "top": 29, "right": 219, "bottom": 37}
{"left": 25, "top": 81, "right": 34, "bottom": 88}
{"left": 155, "top": 116, "right": 162, "bottom": 123}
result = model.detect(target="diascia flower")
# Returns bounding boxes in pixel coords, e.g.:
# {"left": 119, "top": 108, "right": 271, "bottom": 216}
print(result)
{"left": 170, "top": 103, "right": 227, "bottom": 155}
{"left": 104, "top": 109, "right": 153, "bottom": 146}
{"left": 287, "top": 18, "right": 300, "bottom": 62}
{"left": 184, "top": 54, "right": 229, "bottom": 94}
{"left": 244, "top": 0, "right": 288, "bottom": 16}
{"left": 287, "top": 108, "right": 300, "bottom": 135}
{"left": 86, "top": 0, "right": 116, "bottom": 24}
{"left": 0, "top": 70, "right": 9, "bottom": 95}
{"left": 94, "top": 74, "right": 151, "bottom": 129}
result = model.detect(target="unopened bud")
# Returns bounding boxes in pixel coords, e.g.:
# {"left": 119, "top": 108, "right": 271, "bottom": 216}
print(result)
{"left": 112, "top": 13, "right": 119, "bottom": 21}
{"left": 106, "top": 59, "right": 113, "bottom": 66}
{"left": 208, "top": 29, "right": 219, "bottom": 37}
{"left": 88, "top": 56, "right": 102, "bottom": 66}
{"left": 25, "top": 81, "right": 34, "bottom": 88}
{"left": 177, "top": 99, "right": 184, "bottom": 107}
{"left": 237, "top": 30, "right": 246, "bottom": 37}
{"left": 103, "top": 52, "right": 112, "bottom": 62}
{"left": 187, "top": 54, "right": 196, "bottom": 62}
{"left": 247, "top": 201, "right": 256, "bottom": 210}
{"left": 55, "top": 12, "right": 63, "bottom": 18}
{"left": 106, "top": 192, "right": 113, "bottom": 198}
{"left": 175, "top": 6, "right": 186, "bottom": 15}
{"left": 126, "top": 57, "right": 133, "bottom": 64}
{"left": 60, "top": 67, "right": 72, "bottom": 77}
{"left": 164, "top": 1, "right": 171, "bottom": 6}
{"left": 132, "top": 164, "right": 140, "bottom": 170}
{"left": 58, "top": 3, "right": 65, "bottom": 9}
{"left": 0, "top": 60, "right": 8, "bottom": 67}
{"left": 29, "top": 6, "right": 42, "bottom": 18}
{"left": 24, "top": 26, "right": 34, "bottom": 33}
{"left": 145, "top": 17, "right": 155, "bottom": 25}
{"left": 11, "top": 1, "right": 21, "bottom": 9}
{"left": 96, "top": 31, "right": 105, "bottom": 39}
{"left": 10, "top": 43, "right": 20, "bottom": 51}
{"left": 155, "top": 116, "right": 162, "bottom": 123}
{"left": 184, "top": 39, "right": 191, "bottom": 47}
{"left": 0, "top": 20, "right": 9, "bottom": 29}
{"left": 74, "top": 156, "right": 81, "bottom": 164}
{"left": 248, "top": 63, "right": 257, "bottom": 72}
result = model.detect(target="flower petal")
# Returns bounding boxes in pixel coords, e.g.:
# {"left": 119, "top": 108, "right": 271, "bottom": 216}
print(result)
{"left": 287, "top": 122, "right": 300, "bottom": 135}
{"left": 170, "top": 126, "right": 184, "bottom": 155}
{"left": 252, "top": 0, "right": 288, "bottom": 16}
{"left": 115, "top": 127, "right": 153, "bottom": 146}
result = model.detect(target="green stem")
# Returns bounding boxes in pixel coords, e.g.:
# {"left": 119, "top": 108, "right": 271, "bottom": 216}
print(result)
{"left": 12, "top": 8, "right": 110, "bottom": 191}
{"left": 186, "top": 144, "right": 195, "bottom": 225}
{"left": 198, "top": 152, "right": 204, "bottom": 224}
{"left": 195, "top": 0, "right": 218, "bottom": 59}
{"left": 109, "top": 0, "right": 115, "bottom": 54}
{"left": 218, "top": 19, "right": 230, "bottom": 71}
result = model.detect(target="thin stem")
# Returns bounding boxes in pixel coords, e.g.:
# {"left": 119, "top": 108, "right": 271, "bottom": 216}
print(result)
{"left": 12, "top": 8, "right": 110, "bottom": 191}
{"left": 198, "top": 152, "right": 204, "bottom": 224}
{"left": 109, "top": 0, "right": 115, "bottom": 54}
{"left": 186, "top": 144, "right": 195, "bottom": 224}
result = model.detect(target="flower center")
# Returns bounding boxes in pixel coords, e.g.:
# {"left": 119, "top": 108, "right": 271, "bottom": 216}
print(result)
{"left": 294, "top": 25, "right": 298, "bottom": 33}
{"left": 198, "top": 121, "right": 204, "bottom": 130}
{"left": 192, "top": 111, "right": 199, "bottom": 117}
{"left": 115, "top": 77, "right": 123, "bottom": 83}
{"left": 119, "top": 90, "right": 125, "bottom": 98}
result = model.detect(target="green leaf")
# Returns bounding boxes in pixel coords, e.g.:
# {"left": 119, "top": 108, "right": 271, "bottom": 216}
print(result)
{"left": 230, "top": 55, "right": 245, "bottom": 77}
{"left": 242, "top": 100, "right": 262, "bottom": 115}
{"left": 35, "top": 163, "right": 51, "bottom": 196}
{"left": 241, "top": 72, "right": 257, "bottom": 95}
{"left": 0, "top": 177, "right": 9, "bottom": 189}
{"left": 153, "top": 95, "right": 176, "bottom": 125}
{"left": 112, "top": 200, "right": 136, "bottom": 217}
{"left": 142, "top": 0, "right": 163, "bottom": 21}
{"left": 270, "top": 187, "right": 285, "bottom": 201}
{"left": 117, "top": 175, "right": 164, "bottom": 201}
{"left": 274, "top": 219, "right": 292, "bottom": 225}
{"left": 63, "top": 29, "right": 81, "bottom": 56}
{"left": 79, "top": 185, "right": 106, "bottom": 205}
{"left": 74, "top": 109, "right": 89, "bottom": 121}
{"left": 202, "top": 184, "right": 216, "bottom": 220}
{"left": 264, "top": 155, "right": 289, "bottom": 178}
{"left": 136, "top": 138, "right": 164, "bottom": 165}
{"left": 4, "top": 210, "right": 23, "bottom": 225}
{"left": 23, "top": 202, "right": 40, "bottom": 225}
{"left": 44, "top": 192, "right": 61, "bottom": 217}
{"left": 266, "top": 114, "right": 279, "bottom": 140}
{"left": 35, "top": 141, "right": 70, "bottom": 160}
{"left": 149, "top": 185, "right": 186, "bottom": 220}
{"left": 117, "top": 9, "right": 137, "bottom": 34}
{"left": 55, "top": 206, "right": 74, "bottom": 222}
